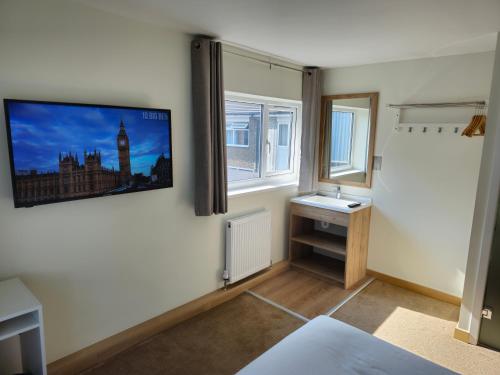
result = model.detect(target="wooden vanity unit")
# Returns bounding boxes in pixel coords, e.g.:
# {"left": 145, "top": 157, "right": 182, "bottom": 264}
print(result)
{"left": 289, "top": 202, "right": 371, "bottom": 289}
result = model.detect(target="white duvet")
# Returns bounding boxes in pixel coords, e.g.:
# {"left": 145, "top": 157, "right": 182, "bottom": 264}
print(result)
{"left": 238, "top": 316, "right": 455, "bottom": 375}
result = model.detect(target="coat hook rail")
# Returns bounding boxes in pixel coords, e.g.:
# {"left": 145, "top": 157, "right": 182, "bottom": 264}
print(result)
{"left": 387, "top": 101, "right": 486, "bottom": 109}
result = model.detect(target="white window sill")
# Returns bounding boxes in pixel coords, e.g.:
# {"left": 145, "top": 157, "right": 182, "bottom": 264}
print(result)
{"left": 228, "top": 181, "right": 298, "bottom": 198}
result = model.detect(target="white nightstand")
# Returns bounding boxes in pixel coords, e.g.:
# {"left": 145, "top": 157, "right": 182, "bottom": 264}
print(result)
{"left": 0, "top": 278, "right": 46, "bottom": 375}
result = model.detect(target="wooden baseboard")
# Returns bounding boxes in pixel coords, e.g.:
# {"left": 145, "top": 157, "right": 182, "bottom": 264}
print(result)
{"left": 48, "top": 260, "right": 289, "bottom": 375}
{"left": 453, "top": 326, "right": 471, "bottom": 343}
{"left": 367, "top": 269, "right": 462, "bottom": 306}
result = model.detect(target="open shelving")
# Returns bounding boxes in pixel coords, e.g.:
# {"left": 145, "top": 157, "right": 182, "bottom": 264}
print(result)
{"left": 0, "top": 312, "right": 39, "bottom": 341}
{"left": 0, "top": 278, "right": 46, "bottom": 375}
{"left": 291, "top": 231, "right": 346, "bottom": 257}
{"left": 289, "top": 211, "right": 348, "bottom": 286}
{"left": 291, "top": 253, "right": 345, "bottom": 284}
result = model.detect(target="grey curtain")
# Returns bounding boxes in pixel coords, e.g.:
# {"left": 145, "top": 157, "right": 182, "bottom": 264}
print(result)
{"left": 191, "top": 37, "right": 228, "bottom": 216}
{"left": 299, "top": 68, "right": 322, "bottom": 193}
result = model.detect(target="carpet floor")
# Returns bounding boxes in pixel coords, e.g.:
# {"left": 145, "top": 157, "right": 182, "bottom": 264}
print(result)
{"left": 331, "top": 280, "right": 500, "bottom": 375}
{"left": 82, "top": 293, "right": 303, "bottom": 375}
{"left": 82, "top": 278, "right": 500, "bottom": 375}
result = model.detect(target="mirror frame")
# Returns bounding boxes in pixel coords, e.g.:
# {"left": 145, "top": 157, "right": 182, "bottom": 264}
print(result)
{"left": 318, "top": 92, "right": 379, "bottom": 188}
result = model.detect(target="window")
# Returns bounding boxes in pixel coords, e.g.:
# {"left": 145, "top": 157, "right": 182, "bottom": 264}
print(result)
{"left": 225, "top": 100, "right": 262, "bottom": 182}
{"left": 225, "top": 92, "right": 301, "bottom": 190}
{"left": 330, "top": 111, "right": 354, "bottom": 172}
{"left": 226, "top": 122, "right": 249, "bottom": 147}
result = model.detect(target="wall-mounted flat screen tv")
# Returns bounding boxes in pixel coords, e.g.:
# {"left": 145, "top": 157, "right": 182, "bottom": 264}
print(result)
{"left": 4, "top": 99, "right": 173, "bottom": 207}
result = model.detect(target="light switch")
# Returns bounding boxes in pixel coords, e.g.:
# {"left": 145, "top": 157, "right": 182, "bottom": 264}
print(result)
{"left": 373, "top": 156, "right": 382, "bottom": 171}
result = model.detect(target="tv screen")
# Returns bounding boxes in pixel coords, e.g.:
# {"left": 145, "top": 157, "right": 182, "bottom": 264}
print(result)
{"left": 4, "top": 99, "right": 173, "bottom": 207}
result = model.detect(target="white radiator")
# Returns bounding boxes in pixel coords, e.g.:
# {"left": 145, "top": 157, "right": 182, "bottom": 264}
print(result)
{"left": 224, "top": 210, "right": 272, "bottom": 284}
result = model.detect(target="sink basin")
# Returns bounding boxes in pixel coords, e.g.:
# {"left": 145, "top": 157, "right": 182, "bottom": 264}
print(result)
{"left": 290, "top": 194, "right": 371, "bottom": 213}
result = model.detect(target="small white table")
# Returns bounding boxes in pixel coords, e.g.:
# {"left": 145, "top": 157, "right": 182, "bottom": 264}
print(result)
{"left": 0, "top": 278, "right": 46, "bottom": 375}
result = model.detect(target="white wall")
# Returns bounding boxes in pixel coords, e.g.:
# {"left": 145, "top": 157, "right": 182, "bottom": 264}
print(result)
{"left": 223, "top": 46, "right": 302, "bottom": 101}
{"left": 0, "top": 0, "right": 298, "bottom": 363}
{"left": 458, "top": 34, "right": 500, "bottom": 343}
{"left": 322, "top": 52, "right": 495, "bottom": 297}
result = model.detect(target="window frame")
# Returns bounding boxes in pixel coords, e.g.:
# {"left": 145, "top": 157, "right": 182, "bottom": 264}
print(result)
{"left": 225, "top": 91, "right": 302, "bottom": 192}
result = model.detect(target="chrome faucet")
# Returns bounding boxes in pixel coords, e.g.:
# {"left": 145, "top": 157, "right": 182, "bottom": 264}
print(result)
{"left": 336, "top": 185, "right": 341, "bottom": 199}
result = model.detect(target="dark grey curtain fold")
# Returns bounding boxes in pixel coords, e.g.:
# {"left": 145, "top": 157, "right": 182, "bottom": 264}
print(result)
{"left": 191, "top": 37, "right": 228, "bottom": 216}
{"left": 299, "top": 68, "right": 322, "bottom": 193}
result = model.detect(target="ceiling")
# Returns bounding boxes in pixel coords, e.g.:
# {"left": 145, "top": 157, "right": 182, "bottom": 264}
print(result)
{"left": 80, "top": 0, "right": 500, "bottom": 67}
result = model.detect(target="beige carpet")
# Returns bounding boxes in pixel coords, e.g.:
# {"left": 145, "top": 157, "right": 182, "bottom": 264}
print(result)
{"left": 82, "top": 279, "right": 500, "bottom": 375}
{"left": 332, "top": 280, "right": 500, "bottom": 375}
{"left": 82, "top": 294, "right": 303, "bottom": 375}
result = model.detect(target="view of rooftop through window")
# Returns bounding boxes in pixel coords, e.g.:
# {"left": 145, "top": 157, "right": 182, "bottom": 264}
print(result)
{"left": 225, "top": 95, "right": 300, "bottom": 186}
{"left": 225, "top": 100, "right": 262, "bottom": 182}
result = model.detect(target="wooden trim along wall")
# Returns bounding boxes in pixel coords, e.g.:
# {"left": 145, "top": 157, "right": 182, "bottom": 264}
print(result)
{"left": 453, "top": 326, "right": 471, "bottom": 344}
{"left": 48, "top": 260, "right": 290, "bottom": 375}
{"left": 367, "top": 269, "right": 462, "bottom": 306}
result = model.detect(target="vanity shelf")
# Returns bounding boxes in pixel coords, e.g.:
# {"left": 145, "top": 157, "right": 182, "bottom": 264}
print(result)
{"left": 291, "top": 232, "right": 346, "bottom": 257}
{"left": 291, "top": 253, "right": 345, "bottom": 283}
{"left": 289, "top": 200, "right": 371, "bottom": 289}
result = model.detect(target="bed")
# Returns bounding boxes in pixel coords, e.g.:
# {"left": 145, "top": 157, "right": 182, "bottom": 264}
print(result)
{"left": 238, "top": 315, "right": 455, "bottom": 374}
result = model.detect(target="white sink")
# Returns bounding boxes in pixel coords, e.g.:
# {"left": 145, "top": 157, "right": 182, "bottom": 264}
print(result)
{"left": 290, "top": 194, "right": 371, "bottom": 213}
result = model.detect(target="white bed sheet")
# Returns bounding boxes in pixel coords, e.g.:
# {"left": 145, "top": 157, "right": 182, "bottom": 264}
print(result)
{"left": 238, "top": 316, "right": 455, "bottom": 375}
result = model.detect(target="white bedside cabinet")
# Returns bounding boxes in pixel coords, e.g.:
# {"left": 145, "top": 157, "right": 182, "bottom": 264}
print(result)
{"left": 0, "top": 278, "right": 46, "bottom": 375}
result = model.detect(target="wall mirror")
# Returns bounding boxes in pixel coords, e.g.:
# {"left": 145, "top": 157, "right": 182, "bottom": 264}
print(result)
{"left": 319, "top": 92, "right": 378, "bottom": 188}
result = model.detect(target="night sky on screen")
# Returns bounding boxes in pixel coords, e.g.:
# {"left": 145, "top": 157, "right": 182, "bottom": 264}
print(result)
{"left": 6, "top": 101, "right": 171, "bottom": 176}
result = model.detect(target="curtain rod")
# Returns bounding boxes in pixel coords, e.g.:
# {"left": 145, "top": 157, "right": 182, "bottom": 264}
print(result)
{"left": 222, "top": 49, "right": 308, "bottom": 74}
{"left": 387, "top": 101, "right": 487, "bottom": 109}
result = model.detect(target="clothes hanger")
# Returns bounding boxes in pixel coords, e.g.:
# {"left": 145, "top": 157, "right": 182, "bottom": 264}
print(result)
{"left": 462, "top": 104, "right": 487, "bottom": 137}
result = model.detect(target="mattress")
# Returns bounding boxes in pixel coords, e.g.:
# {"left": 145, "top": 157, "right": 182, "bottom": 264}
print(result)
{"left": 238, "top": 315, "right": 455, "bottom": 375}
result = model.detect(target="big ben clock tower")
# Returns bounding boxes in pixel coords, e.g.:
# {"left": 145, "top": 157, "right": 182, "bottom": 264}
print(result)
{"left": 117, "top": 120, "right": 131, "bottom": 185}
